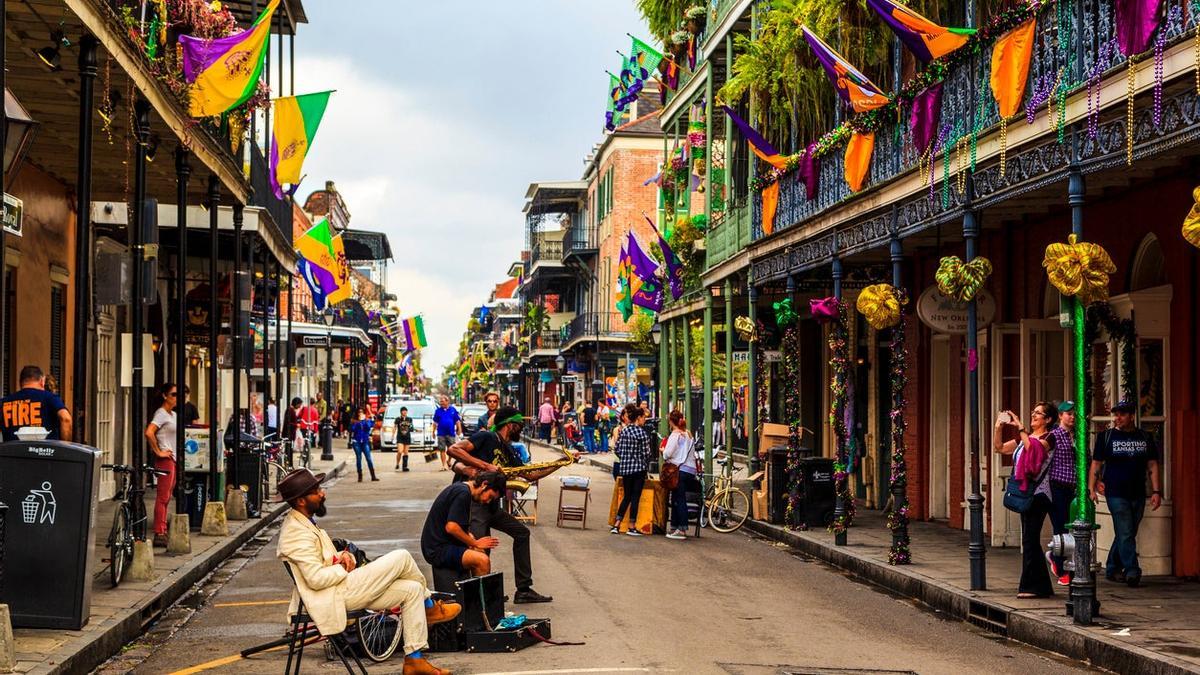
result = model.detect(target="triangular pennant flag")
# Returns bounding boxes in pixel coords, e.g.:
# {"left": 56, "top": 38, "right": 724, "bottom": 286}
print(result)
{"left": 867, "top": 0, "right": 975, "bottom": 63}
{"left": 801, "top": 26, "right": 890, "bottom": 113}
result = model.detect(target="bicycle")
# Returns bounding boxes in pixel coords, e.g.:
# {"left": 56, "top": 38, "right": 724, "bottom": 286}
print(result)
{"left": 257, "top": 434, "right": 294, "bottom": 499}
{"left": 101, "top": 463, "right": 169, "bottom": 588}
{"left": 704, "top": 450, "right": 750, "bottom": 533}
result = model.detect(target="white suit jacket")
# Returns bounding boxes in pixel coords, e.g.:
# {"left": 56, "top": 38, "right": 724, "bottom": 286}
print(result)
{"left": 276, "top": 509, "right": 349, "bottom": 635}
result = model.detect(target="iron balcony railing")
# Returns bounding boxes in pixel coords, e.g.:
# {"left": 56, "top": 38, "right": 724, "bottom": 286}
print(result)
{"left": 530, "top": 331, "right": 564, "bottom": 352}
{"left": 750, "top": 0, "right": 1197, "bottom": 241}
{"left": 564, "top": 225, "right": 599, "bottom": 258}
{"left": 249, "top": 141, "right": 293, "bottom": 245}
{"left": 530, "top": 237, "right": 565, "bottom": 268}
{"left": 564, "top": 312, "right": 631, "bottom": 345}
{"left": 705, "top": 199, "right": 751, "bottom": 270}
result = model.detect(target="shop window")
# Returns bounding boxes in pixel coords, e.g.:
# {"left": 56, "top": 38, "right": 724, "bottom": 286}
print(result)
{"left": 1129, "top": 234, "right": 1167, "bottom": 291}
{"left": 50, "top": 283, "right": 67, "bottom": 389}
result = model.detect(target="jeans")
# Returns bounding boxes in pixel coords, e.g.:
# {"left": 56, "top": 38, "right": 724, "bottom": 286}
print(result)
{"left": 1106, "top": 495, "right": 1146, "bottom": 578}
{"left": 582, "top": 425, "right": 596, "bottom": 453}
{"left": 1019, "top": 493, "right": 1054, "bottom": 596}
{"left": 670, "top": 471, "right": 701, "bottom": 531}
{"left": 153, "top": 457, "right": 176, "bottom": 535}
{"left": 539, "top": 423, "right": 552, "bottom": 441}
{"left": 598, "top": 426, "right": 609, "bottom": 452}
{"left": 615, "top": 471, "right": 648, "bottom": 528}
{"left": 352, "top": 440, "right": 375, "bottom": 474}
{"left": 469, "top": 500, "right": 533, "bottom": 591}
{"left": 1048, "top": 482, "right": 1076, "bottom": 577}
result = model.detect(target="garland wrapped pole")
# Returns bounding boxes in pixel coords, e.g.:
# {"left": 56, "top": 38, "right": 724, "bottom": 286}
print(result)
{"left": 830, "top": 256, "right": 851, "bottom": 546}
{"left": 725, "top": 279, "right": 735, "bottom": 468}
{"left": 889, "top": 231, "right": 912, "bottom": 565}
{"left": 703, "top": 292, "right": 715, "bottom": 486}
{"left": 747, "top": 276, "right": 760, "bottom": 474}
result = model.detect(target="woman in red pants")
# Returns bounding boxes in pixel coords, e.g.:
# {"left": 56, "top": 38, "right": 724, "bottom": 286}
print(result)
{"left": 145, "top": 382, "right": 179, "bottom": 548}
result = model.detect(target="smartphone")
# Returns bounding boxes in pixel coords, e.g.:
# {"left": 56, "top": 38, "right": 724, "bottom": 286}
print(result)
{"left": 998, "top": 410, "right": 1014, "bottom": 425}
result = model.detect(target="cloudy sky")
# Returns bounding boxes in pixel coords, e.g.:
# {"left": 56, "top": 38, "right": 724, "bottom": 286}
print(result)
{"left": 292, "top": 1, "right": 649, "bottom": 375}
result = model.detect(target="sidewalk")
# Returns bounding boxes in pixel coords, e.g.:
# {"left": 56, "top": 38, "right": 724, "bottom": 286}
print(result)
{"left": 5, "top": 450, "right": 349, "bottom": 675}
{"left": 533, "top": 439, "right": 1200, "bottom": 675}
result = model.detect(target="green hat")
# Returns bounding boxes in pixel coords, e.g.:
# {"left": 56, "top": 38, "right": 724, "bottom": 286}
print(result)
{"left": 1058, "top": 400, "right": 1075, "bottom": 413}
{"left": 490, "top": 406, "right": 525, "bottom": 431}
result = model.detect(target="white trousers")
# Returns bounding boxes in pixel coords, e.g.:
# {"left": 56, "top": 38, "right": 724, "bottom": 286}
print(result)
{"left": 343, "top": 550, "right": 431, "bottom": 655}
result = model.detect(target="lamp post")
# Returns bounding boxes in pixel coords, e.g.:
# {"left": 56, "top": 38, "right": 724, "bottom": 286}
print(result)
{"left": 650, "top": 322, "right": 662, "bottom": 435}
{"left": 320, "top": 309, "right": 335, "bottom": 461}
{"left": 554, "top": 354, "right": 566, "bottom": 404}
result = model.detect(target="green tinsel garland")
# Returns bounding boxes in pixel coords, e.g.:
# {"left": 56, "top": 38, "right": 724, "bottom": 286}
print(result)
{"left": 827, "top": 300, "right": 855, "bottom": 536}
{"left": 782, "top": 325, "right": 807, "bottom": 530}
{"left": 886, "top": 293, "right": 911, "bottom": 565}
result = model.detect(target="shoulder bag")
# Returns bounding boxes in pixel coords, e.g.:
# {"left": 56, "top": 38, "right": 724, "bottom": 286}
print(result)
{"left": 1002, "top": 440, "right": 1054, "bottom": 514}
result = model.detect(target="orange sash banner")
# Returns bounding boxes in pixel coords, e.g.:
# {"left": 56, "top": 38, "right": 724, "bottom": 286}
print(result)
{"left": 844, "top": 132, "right": 875, "bottom": 192}
{"left": 989, "top": 18, "right": 1037, "bottom": 119}
{"left": 761, "top": 182, "right": 781, "bottom": 235}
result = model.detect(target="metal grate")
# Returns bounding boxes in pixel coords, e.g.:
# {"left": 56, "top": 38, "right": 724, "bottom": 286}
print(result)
{"left": 967, "top": 599, "right": 1011, "bottom": 636}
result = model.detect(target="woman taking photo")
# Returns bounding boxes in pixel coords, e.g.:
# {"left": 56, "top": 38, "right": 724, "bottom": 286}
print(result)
{"left": 994, "top": 401, "right": 1058, "bottom": 598}
{"left": 145, "top": 382, "right": 178, "bottom": 548}
{"left": 662, "top": 409, "right": 700, "bottom": 540}
{"left": 394, "top": 406, "right": 413, "bottom": 472}
{"left": 611, "top": 403, "right": 651, "bottom": 537}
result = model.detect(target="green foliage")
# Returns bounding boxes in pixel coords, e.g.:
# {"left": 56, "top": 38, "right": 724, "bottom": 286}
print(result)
{"left": 467, "top": 317, "right": 481, "bottom": 332}
{"left": 629, "top": 312, "right": 657, "bottom": 353}
{"left": 636, "top": 0, "right": 694, "bottom": 41}
{"left": 523, "top": 302, "right": 551, "bottom": 335}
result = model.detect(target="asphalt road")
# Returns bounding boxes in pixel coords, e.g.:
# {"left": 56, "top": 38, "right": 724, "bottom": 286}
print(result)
{"left": 101, "top": 445, "right": 1096, "bottom": 675}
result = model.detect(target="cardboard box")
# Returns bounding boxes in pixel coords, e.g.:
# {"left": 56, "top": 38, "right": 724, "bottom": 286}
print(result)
{"left": 752, "top": 488, "right": 768, "bottom": 521}
{"left": 759, "top": 423, "right": 791, "bottom": 456}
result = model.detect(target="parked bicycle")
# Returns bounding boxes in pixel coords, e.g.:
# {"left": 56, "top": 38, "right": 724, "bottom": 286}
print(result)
{"left": 102, "top": 463, "right": 169, "bottom": 588}
{"left": 704, "top": 448, "right": 750, "bottom": 533}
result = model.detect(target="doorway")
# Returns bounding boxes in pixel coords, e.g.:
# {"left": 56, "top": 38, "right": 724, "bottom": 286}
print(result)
{"left": 928, "top": 335, "right": 951, "bottom": 520}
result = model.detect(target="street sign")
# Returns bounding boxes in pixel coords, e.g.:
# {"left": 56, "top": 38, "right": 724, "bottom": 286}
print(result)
{"left": 302, "top": 335, "right": 331, "bottom": 347}
{"left": 916, "top": 285, "right": 996, "bottom": 334}
{"left": 732, "top": 351, "right": 750, "bottom": 363}
{"left": 560, "top": 374, "right": 579, "bottom": 383}
{"left": 3, "top": 193, "right": 23, "bottom": 237}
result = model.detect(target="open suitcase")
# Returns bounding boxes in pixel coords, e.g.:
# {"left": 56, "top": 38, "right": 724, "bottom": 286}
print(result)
{"left": 429, "top": 572, "right": 552, "bottom": 653}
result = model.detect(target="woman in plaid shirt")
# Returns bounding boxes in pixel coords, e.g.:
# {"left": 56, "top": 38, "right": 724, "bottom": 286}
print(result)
{"left": 611, "top": 403, "right": 652, "bottom": 536}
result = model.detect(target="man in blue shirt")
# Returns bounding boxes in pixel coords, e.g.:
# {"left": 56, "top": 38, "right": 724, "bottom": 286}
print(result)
{"left": 432, "top": 395, "right": 462, "bottom": 472}
{"left": 0, "top": 365, "right": 72, "bottom": 441}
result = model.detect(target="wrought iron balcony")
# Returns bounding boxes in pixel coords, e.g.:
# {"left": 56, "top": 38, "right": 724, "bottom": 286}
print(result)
{"left": 705, "top": 199, "right": 751, "bottom": 270}
{"left": 529, "top": 331, "right": 564, "bottom": 353}
{"left": 563, "top": 312, "right": 631, "bottom": 348}
{"left": 750, "top": 0, "right": 1196, "bottom": 243}
{"left": 530, "top": 237, "right": 565, "bottom": 268}
{"left": 563, "top": 225, "right": 599, "bottom": 260}
{"left": 249, "top": 141, "right": 292, "bottom": 245}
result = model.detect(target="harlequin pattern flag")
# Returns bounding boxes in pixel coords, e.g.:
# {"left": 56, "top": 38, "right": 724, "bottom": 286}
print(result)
{"left": 297, "top": 256, "right": 332, "bottom": 311}
{"left": 401, "top": 316, "right": 428, "bottom": 351}
{"left": 866, "top": 0, "right": 975, "bottom": 63}
{"left": 646, "top": 215, "right": 683, "bottom": 300}
{"left": 615, "top": 240, "right": 634, "bottom": 321}
{"left": 720, "top": 106, "right": 789, "bottom": 170}
{"left": 325, "top": 234, "right": 352, "bottom": 306}
{"left": 179, "top": 0, "right": 279, "bottom": 117}
{"left": 628, "top": 36, "right": 664, "bottom": 82}
{"left": 295, "top": 219, "right": 346, "bottom": 309}
{"left": 606, "top": 74, "right": 633, "bottom": 131}
{"left": 801, "top": 26, "right": 890, "bottom": 112}
{"left": 626, "top": 231, "right": 664, "bottom": 312}
{"left": 270, "top": 91, "right": 333, "bottom": 198}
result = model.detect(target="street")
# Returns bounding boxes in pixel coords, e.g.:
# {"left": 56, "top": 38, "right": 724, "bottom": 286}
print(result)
{"left": 100, "top": 447, "right": 1093, "bottom": 675}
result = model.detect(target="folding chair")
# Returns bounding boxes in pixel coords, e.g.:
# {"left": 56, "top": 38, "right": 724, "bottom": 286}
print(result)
{"left": 557, "top": 477, "right": 591, "bottom": 529}
{"left": 507, "top": 482, "right": 539, "bottom": 525}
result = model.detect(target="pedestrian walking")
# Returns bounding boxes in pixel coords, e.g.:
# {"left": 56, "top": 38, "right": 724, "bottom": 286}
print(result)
{"left": 537, "top": 396, "right": 555, "bottom": 442}
{"left": 394, "top": 406, "right": 413, "bottom": 472}
{"left": 994, "top": 401, "right": 1058, "bottom": 598}
{"left": 283, "top": 397, "right": 302, "bottom": 465}
{"left": 1089, "top": 399, "right": 1162, "bottom": 587}
{"left": 476, "top": 391, "right": 500, "bottom": 432}
{"left": 351, "top": 408, "right": 378, "bottom": 482}
{"left": 580, "top": 399, "right": 598, "bottom": 454}
{"left": 1046, "top": 400, "right": 1078, "bottom": 585}
{"left": 265, "top": 397, "right": 278, "bottom": 439}
{"left": 662, "top": 409, "right": 700, "bottom": 540}
{"left": 0, "top": 365, "right": 72, "bottom": 441}
{"left": 558, "top": 400, "right": 573, "bottom": 446}
{"left": 145, "top": 382, "right": 178, "bottom": 548}
{"left": 432, "top": 395, "right": 461, "bottom": 472}
{"left": 300, "top": 397, "right": 320, "bottom": 446}
{"left": 597, "top": 400, "right": 612, "bottom": 453}
{"left": 611, "top": 403, "right": 651, "bottom": 537}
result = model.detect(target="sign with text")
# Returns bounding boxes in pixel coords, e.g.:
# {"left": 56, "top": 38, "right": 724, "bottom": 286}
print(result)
{"left": 3, "top": 193, "right": 23, "bottom": 237}
{"left": 916, "top": 285, "right": 996, "bottom": 335}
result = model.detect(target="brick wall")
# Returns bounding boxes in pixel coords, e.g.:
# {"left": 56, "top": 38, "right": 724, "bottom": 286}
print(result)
{"left": 594, "top": 145, "right": 663, "bottom": 326}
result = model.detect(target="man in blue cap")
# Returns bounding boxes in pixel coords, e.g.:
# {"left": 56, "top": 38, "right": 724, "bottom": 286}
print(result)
{"left": 1089, "top": 399, "right": 1162, "bottom": 587}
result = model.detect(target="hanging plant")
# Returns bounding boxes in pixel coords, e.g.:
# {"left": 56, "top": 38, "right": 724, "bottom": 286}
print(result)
{"left": 684, "top": 5, "right": 708, "bottom": 35}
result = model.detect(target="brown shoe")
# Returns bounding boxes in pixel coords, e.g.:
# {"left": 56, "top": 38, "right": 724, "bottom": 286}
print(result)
{"left": 403, "top": 655, "right": 451, "bottom": 675}
{"left": 152, "top": 533, "right": 168, "bottom": 548}
{"left": 424, "top": 599, "right": 461, "bottom": 625}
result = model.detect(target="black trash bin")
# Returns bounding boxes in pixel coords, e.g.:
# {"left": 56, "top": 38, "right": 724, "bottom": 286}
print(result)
{"left": 184, "top": 474, "right": 208, "bottom": 529}
{"left": 0, "top": 440, "right": 101, "bottom": 629}
{"left": 797, "top": 457, "right": 836, "bottom": 529}
{"left": 224, "top": 431, "right": 263, "bottom": 517}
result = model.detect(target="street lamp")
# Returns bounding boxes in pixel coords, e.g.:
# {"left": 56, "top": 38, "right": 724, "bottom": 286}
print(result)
{"left": 5, "top": 88, "right": 39, "bottom": 189}
{"left": 320, "top": 309, "right": 335, "bottom": 461}
{"left": 650, "top": 322, "right": 662, "bottom": 345}
{"left": 554, "top": 354, "right": 566, "bottom": 372}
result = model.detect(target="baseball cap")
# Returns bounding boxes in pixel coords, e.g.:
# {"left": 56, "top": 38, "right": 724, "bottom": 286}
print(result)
{"left": 1111, "top": 399, "right": 1136, "bottom": 413}
{"left": 1058, "top": 400, "right": 1075, "bottom": 413}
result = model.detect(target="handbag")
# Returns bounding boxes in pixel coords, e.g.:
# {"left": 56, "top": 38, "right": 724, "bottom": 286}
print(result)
{"left": 1002, "top": 441, "right": 1054, "bottom": 514}
{"left": 660, "top": 462, "right": 681, "bottom": 490}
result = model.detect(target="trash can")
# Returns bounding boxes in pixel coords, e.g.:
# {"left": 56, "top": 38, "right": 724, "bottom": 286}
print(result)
{"left": 0, "top": 440, "right": 101, "bottom": 629}
{"left": 765, "top": 446, "right": 795, "bottom": 524}
{"left": 798, "top": 457, "right": 836, "bottom": 529}
{"left": 226, "top": 447, "right": 263, "bottom": 517}
{"left": 184, "top": 474, "right": 208, "bottom": 529}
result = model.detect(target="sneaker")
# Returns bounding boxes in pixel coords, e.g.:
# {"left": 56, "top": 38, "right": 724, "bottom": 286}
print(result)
{"left": 1125, "top": 573, "right": 1142, "bottom": 588}
{"left": 1057, "top": 574, "right": 1071, "bottom": 586}
{"left": 1044, "top": 551, "right": 1060, "bottom": 577}
{"left": 1105, "top": 571, "right": 1127, "bottom": 583}
{"left": 152, "top": 533, "right": 169, "bottom": 548}
{"left": 610, "top": 526, "right": 620, "bottom": 534}
{"left": 626, "top": 529, "right": 643, "bottom": 537}
{"left": 513, "top": 588, "right": 553, "bottom": 604}
{"left": 666, "top": 530, "right": 686, "bottom": 540}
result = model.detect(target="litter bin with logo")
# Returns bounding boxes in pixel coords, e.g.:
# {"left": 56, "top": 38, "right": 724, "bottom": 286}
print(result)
{"left": 0, "top": 440, "right": 101, "bottom": 629}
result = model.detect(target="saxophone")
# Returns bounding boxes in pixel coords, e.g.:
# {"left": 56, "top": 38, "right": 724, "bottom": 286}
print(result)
{"left": 501, "top": 444, "right": 576, "bottom": 493}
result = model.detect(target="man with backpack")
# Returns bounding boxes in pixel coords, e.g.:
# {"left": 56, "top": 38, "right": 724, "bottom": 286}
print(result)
{"left": 1089, "top": 399, "right": 1163, "bottom": 587}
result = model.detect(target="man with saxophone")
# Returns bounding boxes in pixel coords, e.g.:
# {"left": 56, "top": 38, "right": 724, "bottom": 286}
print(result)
{"left": 447, "top": 407, "right": 556, "bottom": 604}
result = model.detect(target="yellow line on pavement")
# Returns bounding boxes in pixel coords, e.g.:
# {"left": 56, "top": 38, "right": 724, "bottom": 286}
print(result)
{"left": 166, "top": 653, "right": 244, "bottom": 675}
{"left": 211, "top": 599, "right": 291, "bottom": 607}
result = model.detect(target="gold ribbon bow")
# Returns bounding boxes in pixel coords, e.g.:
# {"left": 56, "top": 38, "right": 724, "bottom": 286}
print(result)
{"left": 1182, "top": 186, "right": 1200, "bottom": 249}
{"left": 935, "top": 256, "right": 993, "bottom": 303}
{"left": 856, "top": 284, "right": 903, "bottom": 330}
{"left": 734, "top": 316, "right": 757, "bottom": 342}
{"left": 1042, "top": 234, "right": 1116, "bottom": 306}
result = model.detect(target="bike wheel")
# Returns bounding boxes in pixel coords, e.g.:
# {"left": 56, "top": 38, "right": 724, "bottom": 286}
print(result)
{"left": 356, "top": 610, "right": 402, "bottom": 662}
{"left": 707, "top": 488, "right": 750, "bottom": 533}
{"left": 109, "top": 504, "right": 131, "bottom": 587}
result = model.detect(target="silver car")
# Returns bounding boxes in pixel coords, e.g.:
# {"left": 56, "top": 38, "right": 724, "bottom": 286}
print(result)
{"left": 379, "top": 399, "right": 438, "bottom": 450}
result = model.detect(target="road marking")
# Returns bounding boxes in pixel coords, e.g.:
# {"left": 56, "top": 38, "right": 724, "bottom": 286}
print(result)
{"left": 211, "top": 599, "right": 291, "bottom": 608}
{"left": 473, "top": 670, "right": 656, "bottom": 675}
{"left": 166, "top": 653, "right": 244, "bottom": 675}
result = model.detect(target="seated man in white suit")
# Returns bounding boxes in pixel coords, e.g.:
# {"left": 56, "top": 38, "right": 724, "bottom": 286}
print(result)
{"left": 275, "top": 469, "right": 459, "bottom": 675}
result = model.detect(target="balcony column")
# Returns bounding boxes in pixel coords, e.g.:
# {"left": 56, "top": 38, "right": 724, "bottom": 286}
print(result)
{"left": 658, "top": 317, "right": 669, "bottom": 436}
{"left": 666, "top": 318, "right": 676, "bottom": 415}
{"left": 72, "top": 34, "right": 98, "bottom": 441}
{"left": 229, "top": 203, "right": 245, "bottom": 502}
{"left": 273, "top": 262, "right": 282, "bottom": 414}
{"left": 964, "top": 176, "right": 987, "bottom": 590}
{"left": 703, "top": 291, "right": 714, "bottom": 481}
{"left": 889, "top": 228, "right": 911, "bottom": 563}
{"left": 174, "top": 146, "right": 191, "bottom": 515}
{"left": 724, "top": 279, "right": 733, "bottom": 460}
{"left": 830, "top": 255, "right": 849, "bottom": 546}
{"left": 725, "top": 35, "right": 734, "bottom": 203}
{"left": 680, "top": 314, "right": 691, "bottom": 428}
{"left": 207, "top": 175, "right": 222, "bottom": 502}
{"left": 260, "top": 243, "right": 270, "bottom": 423}
{"left": 286, "top": 273, "right": 293, "bottom": 411}
{"left": 130, "top": 97, "right": 152, "bottom": 539}
{"left": 704, "top": 68, "right": 714, "bottom": 220}
{"left": 747, "top": 275, "right": 759, "bottom": 474}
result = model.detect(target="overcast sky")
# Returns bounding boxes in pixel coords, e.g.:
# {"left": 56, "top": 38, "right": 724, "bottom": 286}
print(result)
{"left": 291, "top": 1, "right": 649, "bottom": 375}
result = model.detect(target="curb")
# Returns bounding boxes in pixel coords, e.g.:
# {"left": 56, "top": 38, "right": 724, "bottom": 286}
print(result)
{"left": 742, "top": 518, "right": 1198, "bottom": 675}
{"left": 41, "top": 459, "right": 346, "bottom": 675}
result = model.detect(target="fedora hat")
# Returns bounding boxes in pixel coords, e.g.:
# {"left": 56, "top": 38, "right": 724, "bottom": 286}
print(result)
{"left": 276, "top": 468, "right": 326, "bottom": 503}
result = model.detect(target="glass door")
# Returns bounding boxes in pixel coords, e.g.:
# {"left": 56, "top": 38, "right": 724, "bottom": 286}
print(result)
{"left": 988, "top": 324, "right": 1020, "bottom": 547}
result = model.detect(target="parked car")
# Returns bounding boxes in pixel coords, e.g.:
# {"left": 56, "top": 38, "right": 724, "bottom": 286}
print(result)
{"left": 460, "top": 404, "right": 488, "bottom": 431}
{"left": 379, "top": 399, "right": 437, "bottom": 451}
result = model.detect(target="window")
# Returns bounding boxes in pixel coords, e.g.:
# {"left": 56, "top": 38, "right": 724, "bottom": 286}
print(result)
{"left": 50, "top": 283, "right": 67, "bottom": 389}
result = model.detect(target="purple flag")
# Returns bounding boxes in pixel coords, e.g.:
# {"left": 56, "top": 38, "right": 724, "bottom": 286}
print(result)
{"left": 797, "top": 141, "right": 819, "bottom": 200}
{"left": 646, "top": 215, "right": 683, "bottom": 300}
{"left": 910, "top": 82, "right": 943, "bottom": 154}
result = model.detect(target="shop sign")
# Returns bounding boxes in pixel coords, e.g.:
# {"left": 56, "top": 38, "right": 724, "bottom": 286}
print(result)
{"left": 916, "top": 285, "right": 996, "bottom": 334}
{"left": 3, "top": 194, "right": 23, "bottom": 237}
{"left": 763, "top": 350, "right": 782, "bottom": 362}
{"left": 302, "top": 335, "right": 331, "bottom": 347}
{"left": 732, "top": 351, "right": 750, "bottom": 363}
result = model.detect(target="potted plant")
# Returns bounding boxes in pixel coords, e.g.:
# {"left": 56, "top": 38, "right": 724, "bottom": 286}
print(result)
{"left": 669, "top": 30, "right": 690, "bottom": 60}
{"left": 684, "top": 6, "right": 707, "bottom": 35}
